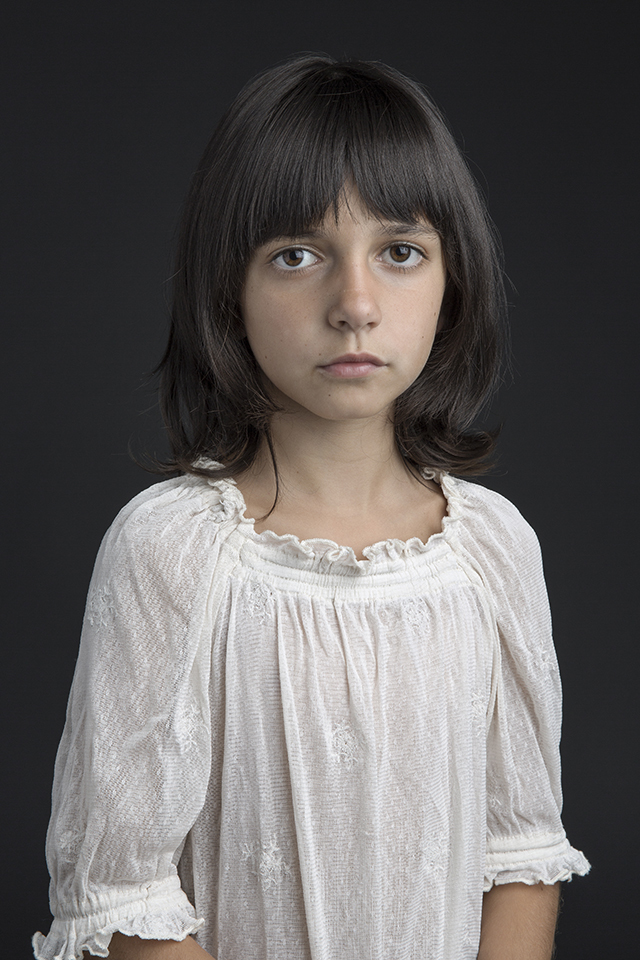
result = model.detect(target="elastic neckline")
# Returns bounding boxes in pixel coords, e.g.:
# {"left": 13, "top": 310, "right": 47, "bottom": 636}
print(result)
{"left": 204, "top": 468, "right": 465, "bottom": 572}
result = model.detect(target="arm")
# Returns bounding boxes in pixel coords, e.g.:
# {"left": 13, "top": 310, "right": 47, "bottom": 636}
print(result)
{"left": 478, "top": 881, "right": 560, "bottom": 960}
{"left": 97, "top": 933, "right": 215, "bottom": 960}
{"left": 459, "top": 490, "right": 590, "bottom": 894}
{"left": 33, "top": 484, "right": 224, "bottom": 960}
{"left": 452, "top": 484, "right": 589, "bottom": 957}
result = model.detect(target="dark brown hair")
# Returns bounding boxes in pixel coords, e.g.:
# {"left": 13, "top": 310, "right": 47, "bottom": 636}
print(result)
{"left": 157, "top": 54, "right": 507, "bottom": 484}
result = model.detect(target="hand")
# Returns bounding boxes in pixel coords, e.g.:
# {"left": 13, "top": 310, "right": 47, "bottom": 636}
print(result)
{"left": 96, "top": 933, "right": 215, "bottom": 960}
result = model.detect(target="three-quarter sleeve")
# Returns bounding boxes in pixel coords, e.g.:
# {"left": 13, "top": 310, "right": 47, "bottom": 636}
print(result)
{"left": 33, "top": 480, "right": 224, "bottom": 960}
{"left": 452, "top": 480, "right": 590, "bottom": 890}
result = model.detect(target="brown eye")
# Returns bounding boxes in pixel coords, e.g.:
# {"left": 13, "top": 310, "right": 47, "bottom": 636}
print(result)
{"left": 382, "top": 243, "right": 423, "bottom": 268}
{"left": 272, "top": 247, "right": 317, "bottom": 271}
{"left": 389, "top": 244, "right": 412, "bottom": 263}
{"left": 280, "top": 248, "right": 305, "bottom": 267}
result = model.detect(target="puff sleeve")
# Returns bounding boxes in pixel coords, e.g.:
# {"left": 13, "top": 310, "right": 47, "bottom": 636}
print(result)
{"left": 33, "top": 480, "right": 225, "bottom": 959}
{"left": 453, "top": 481, "right": 590, "bottom": 890}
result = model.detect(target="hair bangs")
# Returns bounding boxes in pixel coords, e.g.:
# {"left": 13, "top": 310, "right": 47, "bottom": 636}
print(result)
{"left": 238, "top": 63, "right": 453, "bottom": 250}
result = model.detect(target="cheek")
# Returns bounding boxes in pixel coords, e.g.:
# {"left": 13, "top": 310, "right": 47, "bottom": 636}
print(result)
{"left": 242, "top": 297, "right": 275, "bottom": 361}
{"left": 243, "top": 286, "right": 295, "bottom": 342}
{"left": 405, "top": 295, "right": 443, "bottom": 342}
{"left": 246, "top": 307, "right": 314, "bottom": 367}
{"left": 243, "top": 312, "right": 298, "bottom": 384}
{"left": 245, "top": 322, "right": 289, "bottom": 369}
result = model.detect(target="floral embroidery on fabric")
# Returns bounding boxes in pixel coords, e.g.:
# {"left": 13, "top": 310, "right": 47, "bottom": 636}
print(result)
{"left": 177, "top": 700, "right": 202, "bottom": 751}
{"left": 402, "top": 597, "right": 427, "bottom": 629}
{"left": 129, "top": 508, "right": 150, "bottom": 527}
{"left": 241, "top": 835, "right": 291, "bottom": 890}
{"left": 536, "top": 647, "right": 554, "bottom": 672}
{"left": 375, "top": 602, "right": 396, "bottom": 629}
{"left": 471, "top": 688, "right": 485, "bottom": 733}
{"left": 58, "top": 824, "right": 84, "bottom": 860}
{"left": 420, "top": 836, "right": 447, "bottom": 874}
{"left": 245, "top": 581, "right": 275, "bottom": 625}
{"left": 332, "top": 721, "right": 361, "bottom": 769}
{"left": 85, "top": 585, "right": 116, "bottom": 628}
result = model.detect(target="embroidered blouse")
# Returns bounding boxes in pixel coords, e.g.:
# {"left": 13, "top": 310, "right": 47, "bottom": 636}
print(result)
{"left": 33, "top": 471, "right": 589, "bottom": 960}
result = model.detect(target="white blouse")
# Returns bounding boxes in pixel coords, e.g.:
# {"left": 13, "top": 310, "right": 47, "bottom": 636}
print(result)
{"left": 33, "top": 471, "right": 589, "bottom": 960}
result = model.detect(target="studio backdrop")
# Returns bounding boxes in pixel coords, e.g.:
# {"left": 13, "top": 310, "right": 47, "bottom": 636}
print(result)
{"left": 2, "top": 1, "right": 638, "bottom": 956}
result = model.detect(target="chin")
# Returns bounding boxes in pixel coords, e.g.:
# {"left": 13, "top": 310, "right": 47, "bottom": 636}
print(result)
{"left": 267, "top": 382, "right": 400, "bottom": 424}
{"left": 312, "top": 400, "right": 396, "bottom": 423}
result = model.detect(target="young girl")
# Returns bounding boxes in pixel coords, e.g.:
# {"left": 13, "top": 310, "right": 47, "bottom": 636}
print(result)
{"left": 33, "top": 55, "right": 589, "bottom": 960}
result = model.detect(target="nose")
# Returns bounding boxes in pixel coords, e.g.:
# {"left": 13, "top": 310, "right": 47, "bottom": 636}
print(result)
{"left": 326, "top": 260, "right": 382, "bottom": 333}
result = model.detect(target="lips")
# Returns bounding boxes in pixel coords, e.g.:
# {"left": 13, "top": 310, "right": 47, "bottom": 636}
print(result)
{"left": 319, "top": 353, "right": 386, "bottom": 379}
{"left": 324, "top": 353, "right": 384, "bottom": 366}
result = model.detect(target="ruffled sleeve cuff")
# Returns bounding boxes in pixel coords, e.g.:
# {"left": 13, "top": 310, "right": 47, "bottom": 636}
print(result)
{"left": 32, "top": 876, "right": 204, "bottom": 960}
{"left": 484, "top": 831, "right": 591, "bottom": 891}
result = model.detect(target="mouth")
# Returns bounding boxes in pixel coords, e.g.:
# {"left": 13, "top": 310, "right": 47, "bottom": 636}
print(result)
{"left": 319, "top": 353, "right": 386, "bottom": 379}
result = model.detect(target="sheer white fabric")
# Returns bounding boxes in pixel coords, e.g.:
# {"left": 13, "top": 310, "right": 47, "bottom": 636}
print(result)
{"left": 33, "top": 471, "right": 589, "bottom": 960}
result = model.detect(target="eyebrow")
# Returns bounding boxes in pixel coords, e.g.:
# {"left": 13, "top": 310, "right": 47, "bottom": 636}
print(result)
{"left": 377, "top": 223, "right": 439, "bottom": 238}
{"left": 266, "top": 222, "right": 439, "bottom": 244}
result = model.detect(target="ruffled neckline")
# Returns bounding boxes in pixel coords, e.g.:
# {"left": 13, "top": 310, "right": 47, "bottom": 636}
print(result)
{"left": 204, "top": 469, "right": 464, "bottom": 572}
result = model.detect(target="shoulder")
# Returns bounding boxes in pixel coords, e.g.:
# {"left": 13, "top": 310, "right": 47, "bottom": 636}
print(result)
{"left": 443, "top": 476, "right": 537, "bottom": 542}
{"left": 98, "top": 474, "right": 237, "bottom": 576}
{"left": 443, "top": 475, "right": 543, "bottom": 581}
{"left": 443, "top": 476, "right": 553, "bottom": 627}
{"left": 108, "top": 474, "right": 215, "bottom": 536}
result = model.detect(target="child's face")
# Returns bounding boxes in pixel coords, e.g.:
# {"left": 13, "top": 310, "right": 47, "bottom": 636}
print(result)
{"left": 241, "top": 185, "right": 447, "bottom": 427}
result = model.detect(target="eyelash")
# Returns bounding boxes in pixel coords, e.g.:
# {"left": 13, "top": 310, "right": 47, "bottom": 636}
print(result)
{"left": 382, "top": 244, "right": 425, "bottom": 272}
{"left": 270, "top": 243, "right": 426, "bottom": 274}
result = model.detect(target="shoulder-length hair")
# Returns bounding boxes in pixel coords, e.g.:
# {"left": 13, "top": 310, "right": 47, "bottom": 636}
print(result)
{"left": 157, "top": 54, "right": 507, "bottom": 485}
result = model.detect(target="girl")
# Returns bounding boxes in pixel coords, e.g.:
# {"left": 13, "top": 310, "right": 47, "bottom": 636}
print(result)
{"left": 33, "top": 55, "right": 589, "bottom": 960}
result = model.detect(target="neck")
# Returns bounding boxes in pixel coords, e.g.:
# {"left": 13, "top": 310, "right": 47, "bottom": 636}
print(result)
{"left": 240, "top": 410, "right": 416, "bottom": 517}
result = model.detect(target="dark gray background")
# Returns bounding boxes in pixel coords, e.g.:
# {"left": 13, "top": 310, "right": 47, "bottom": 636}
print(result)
{"left": 3, "top": 1, "right": 638, "bottom": 955}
